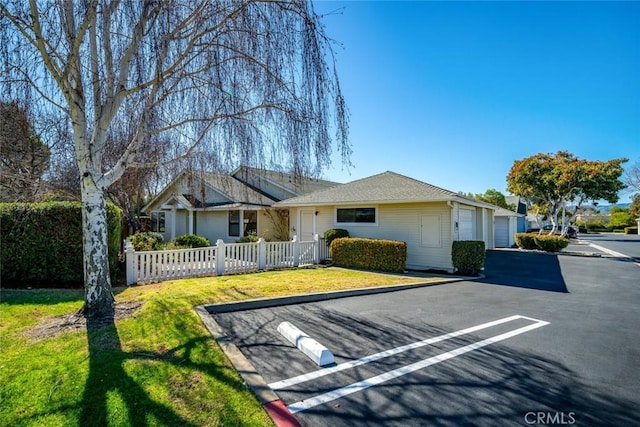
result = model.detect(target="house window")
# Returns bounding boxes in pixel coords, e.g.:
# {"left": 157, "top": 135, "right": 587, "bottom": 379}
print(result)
{"left": 229, "top": 210, "right": 258, "bottom": 237}
{"left": 228, "top": 210, "right": 240, "bottom": 237}
{"left": 150, "top": 212, "right": 165, "bottom": 232}
{"left": 243, "top": 210, "right": 258, "bottom": 236}
{"left": 336, "top": 207, "right": 376, "bottom": 224}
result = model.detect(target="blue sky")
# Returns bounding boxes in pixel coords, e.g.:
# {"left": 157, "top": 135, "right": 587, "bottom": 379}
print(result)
{"left": 316, "top": 1, "right": 639, "bottom": 203}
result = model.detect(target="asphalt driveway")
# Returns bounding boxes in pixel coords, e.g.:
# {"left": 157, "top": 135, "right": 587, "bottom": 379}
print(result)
{"left": 206, "top": 248, "right": 640, "bottom": 426}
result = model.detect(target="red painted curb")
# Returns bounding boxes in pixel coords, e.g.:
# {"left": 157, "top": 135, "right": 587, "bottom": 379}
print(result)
{"left": 264, "top": 400, "right": 301, "bottom": 427}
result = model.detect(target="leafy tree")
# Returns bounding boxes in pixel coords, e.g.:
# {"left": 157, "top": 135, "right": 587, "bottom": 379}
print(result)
{"left": 475, "top": 188, "right": 511, "bottom": 210}
{"left": 1, "top": 1, "right": 349, "bottom": 319}
{"left": 507, "top": 151, "right": 627, "bottom": 236}
{"left": 609, "top": 208, "right": 633, "bottom": 229}
{"left": 0, "top": 102, "right": 50, "bottom": 201}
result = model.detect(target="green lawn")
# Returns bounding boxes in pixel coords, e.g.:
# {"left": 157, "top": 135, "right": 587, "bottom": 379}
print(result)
{"left": 1, "top": 268, "right": 429, "bottom": 426}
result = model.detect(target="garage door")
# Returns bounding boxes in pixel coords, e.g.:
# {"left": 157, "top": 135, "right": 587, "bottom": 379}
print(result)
{"left": 459, "top": 208, "right": 476, "bottom": 241}
{"left": 495, "top": 217, "right": 509, "bottom": 247}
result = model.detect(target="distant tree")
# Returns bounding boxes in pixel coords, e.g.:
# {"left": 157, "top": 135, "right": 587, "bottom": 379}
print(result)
{"left": 1, "top": 1, "right": 349, "bottom": 320}
{"left": 629, "top": 194, "right": 640, "bottom": 221}
{"left": 475, "top": 189, "right": 511, "bottom": 210}
{"left": 0, "top": 102, "right": 50, "bottom": 201}
{"left": 625, "top": 160, "right": 640, "bottom": 192}
{"left": 507, "top": 151, "right": 627, "bottom": 236}
{"left": 609, "top": 208, "right": 633, "bottom": 229}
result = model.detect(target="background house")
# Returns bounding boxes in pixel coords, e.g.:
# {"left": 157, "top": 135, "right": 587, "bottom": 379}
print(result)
{"left": 142, "top": 166, "right": 337, "bottom": 244}
{"left": 505, "top": 196, "right": 528, "bottom": 233}
{"left": 494, "top": 207, "right": 525, "bottom": 247}
{"left": 274, "top": 171, "right": 495, "bottom": 272}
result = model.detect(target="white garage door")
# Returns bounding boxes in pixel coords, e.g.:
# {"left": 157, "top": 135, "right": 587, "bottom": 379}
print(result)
{"left": 459, "top": 208, "right": 476, "bottom": 241}
{"left": 495, "top": 217, "right": 509, "bottom": 247}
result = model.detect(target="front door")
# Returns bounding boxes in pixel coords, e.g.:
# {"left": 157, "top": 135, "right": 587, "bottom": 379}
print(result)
{"left": 299, "top": 209, "right": 315, "bottom": 241}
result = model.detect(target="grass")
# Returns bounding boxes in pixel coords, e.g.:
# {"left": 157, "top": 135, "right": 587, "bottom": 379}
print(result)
{"left": 0, "top": 267, "right": 429, "bottom": 426}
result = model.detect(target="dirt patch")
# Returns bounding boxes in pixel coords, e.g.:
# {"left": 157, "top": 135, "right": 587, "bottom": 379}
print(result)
{"left": 24, "top": 301, "right": 144, "bottom": 340}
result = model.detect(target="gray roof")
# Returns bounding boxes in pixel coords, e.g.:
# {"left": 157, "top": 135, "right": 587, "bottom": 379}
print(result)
{"left": 275, "top": 171, "right": 495, "bottom": 208}
{"left": 200, "top": 173, "right": 276, "bottom": 206}
{"left": 494, "top": 207, "right": 525, "bottom": 217}
{"left": 232, "top": 165, "right": 338, "bottom": 197}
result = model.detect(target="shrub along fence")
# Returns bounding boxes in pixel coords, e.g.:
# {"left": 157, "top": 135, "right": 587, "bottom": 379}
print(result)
{"left": 125, "top": 235, "right": 321, "bottom": 284}
{"left": 0, "top": 202, "right": 122, "bottom": 287}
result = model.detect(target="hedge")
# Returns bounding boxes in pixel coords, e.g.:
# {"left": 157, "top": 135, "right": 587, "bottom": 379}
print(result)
{"left": 514, "top": 233, "right": 569, "bottom": 252}
{"left": 451, "top": 241, "right": 485, "bottom": 276}
{"left": 171, "top": 233, "right": 210, "bottom": 248}
{"left": 323, "top": 228, "right": 349, "bottom": 247}
{"left": 624, "top": 226, "right": 638, "bottom": 235}
{"left": 0, "top": 202, "right": 123, "bottom": 288}
{"left": 330, "top": 237, "right": 406, "bottom": 273}
{"left": 128, "top": 232, "right": 165, "bottom": 251}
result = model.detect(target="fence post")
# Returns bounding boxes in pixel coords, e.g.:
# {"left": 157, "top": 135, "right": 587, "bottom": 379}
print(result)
{"left": 124, "top": 240, "right": 136, "bottom": 285}
{"left": 313, "top": 234, "right": 320, "bottom": 264}
{"left": 215, "top": 239, "right": 226, "bottom": 275}
{"left": 258, "top": 238, "right": 266, "bottom": 270}
{"left": 292, "top": 235, "right": 300, "bottom": 267}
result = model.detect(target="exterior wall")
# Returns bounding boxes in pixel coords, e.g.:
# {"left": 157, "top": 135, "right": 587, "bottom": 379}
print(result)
{"left": 289, "top": 203, "right": 455, "bottom": 271}
{"left": 195, "top": 211, "right": 228, "bottom": 244}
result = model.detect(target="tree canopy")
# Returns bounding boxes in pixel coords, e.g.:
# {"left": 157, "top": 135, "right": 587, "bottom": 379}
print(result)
{"left": 474, "top": 189, "right": 512, "bottom": 210}
{"left": 1, "top": 0, "right": 350, "bottom": 319}
{"left": 507, "top": 151, "right": 627, "bottom": 234}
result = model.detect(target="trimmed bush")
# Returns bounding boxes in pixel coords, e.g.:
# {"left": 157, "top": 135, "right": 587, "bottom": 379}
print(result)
{"left": 237, "top": 232, "right": 259, "bottom": 243}
{"left": 514, "top": 233, "right": 537, "bottom": 250}
{"left": 534, "top": 235, "right": 569, "bottom": 252}
{"left": 129, "top": 232, "right": 165, "bottom": 251}
{"left": 451, "top": 241, "right": 486, "bottom": 276}
{"left": 172, "top": 233, "right": 210, "bottom": 248}
{"left": 331, "top": 237, "right": 406, "bottom": 273}
{"left": 324, "top": 228, "right": 349, "bottom": 247}
{"left": 0, "top": 202, "right": 122, "bottom": 287}
{"left": 624, "top": 226, "right": 638, "bottom": 235}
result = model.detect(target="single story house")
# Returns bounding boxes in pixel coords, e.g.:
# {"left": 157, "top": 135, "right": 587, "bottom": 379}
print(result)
{"left": 494, "top": 207, "right": 525, "bottom": 248}
{"left": 274, "top": 171, "right": 496, "bottom": 272}
{"left": 142, "top": 166, "right": 337, "bottom": 244}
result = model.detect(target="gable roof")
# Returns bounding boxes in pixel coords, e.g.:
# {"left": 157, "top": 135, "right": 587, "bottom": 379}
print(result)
{"left": 231, "top": 165, "right": 338, "bottom": 198}
{"left": 199, "top": 173, "right": 276, "bottom": 206}
{"left": 274, "top": 171, "right": 496, "bottom": 209}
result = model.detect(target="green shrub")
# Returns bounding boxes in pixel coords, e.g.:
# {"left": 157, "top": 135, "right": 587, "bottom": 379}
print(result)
{"left": 172, "top": 233, "right": 210, "bottom": 248}
{"left": 0, "top": 202, "right": 122, "bottom": 288}
{"left": 237, "top": 232, "right": 259, "bottom": 243}
{"left": 324, "top": 228, "right": 349, "bottom": 247}
{"left": 129, "top": 231, "right": 165, "bottom": 251}
{"left": 451, "top": 241, "right": 485, "bottom": 276}
{"left": 514, "top": 233, "right": 537, "bottom": 250}
{"left": 533, "top": 235, "right": 569, "bottom": 252}
{"left": 624, "top": 226, "right": 638, "bottom": 235}
{"left": 331, "top": 237, "right": 406, "bottom": 273}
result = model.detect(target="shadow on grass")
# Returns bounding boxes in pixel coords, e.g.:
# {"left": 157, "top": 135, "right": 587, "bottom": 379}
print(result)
{"left": 479, "top": 250, "right": 568, "bottom": 293}
{"left": 79, "top": 313, "right": 250, "bottom": 426}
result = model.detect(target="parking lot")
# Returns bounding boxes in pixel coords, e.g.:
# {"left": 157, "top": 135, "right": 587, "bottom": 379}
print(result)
{"left": 206, "top": 237, "right": 640, "bottom": 426}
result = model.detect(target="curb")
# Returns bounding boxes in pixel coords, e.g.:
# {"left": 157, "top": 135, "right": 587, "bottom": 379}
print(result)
{"left": 195, "top": 276, "right": 466, "bottom": 427}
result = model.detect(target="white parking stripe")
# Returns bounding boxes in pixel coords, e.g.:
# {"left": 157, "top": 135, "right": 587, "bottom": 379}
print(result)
{"left": 269, "top": 314, "right": 528, "bottom": 390}
{"left": 287, "top": 319, "right": 549, "bottom": 414}
{"left": 587, "top": 242, "right": 640, "bottom": 267}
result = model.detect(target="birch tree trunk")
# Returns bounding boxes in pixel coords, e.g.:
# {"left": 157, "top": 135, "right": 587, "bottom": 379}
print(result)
{"left": 80, "top": 178, "right": 115, "bottom": 318}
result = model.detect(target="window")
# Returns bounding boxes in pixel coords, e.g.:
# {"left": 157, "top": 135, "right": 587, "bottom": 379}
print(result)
{"left": 336, "top": 207, "right": 376, "bottom": 224}
{"left": 150, "top": 212, "right": 165, "bottom": 232}
{"left": 243, "top": 210, "right": 258, "bottom": 236}
{"left": 228, "top": 210, "right": 240, "bottom": 237}
{"left": 229, "top": 210, "right": 258, "bottom": 237}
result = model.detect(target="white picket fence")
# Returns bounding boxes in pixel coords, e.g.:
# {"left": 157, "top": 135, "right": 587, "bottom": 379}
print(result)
{"left": 124, "top": 235, "right": 322, "bottom": 285}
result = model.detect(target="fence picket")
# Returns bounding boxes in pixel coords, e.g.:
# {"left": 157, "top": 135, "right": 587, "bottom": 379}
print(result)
{"left": 127, "top": 236, "right": 320, "bottom": 284}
